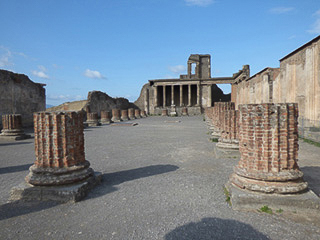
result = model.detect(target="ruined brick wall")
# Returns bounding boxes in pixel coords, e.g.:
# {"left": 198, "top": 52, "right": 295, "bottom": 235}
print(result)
{"left": 0, "top": 70, "right": 46, "bottom": 127}
{"left": 232, "top": 68, "right": 279, "bottom": 110}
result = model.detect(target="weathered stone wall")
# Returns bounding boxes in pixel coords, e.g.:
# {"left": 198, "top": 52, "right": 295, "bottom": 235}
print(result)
{"left": 232, "top": 68, "right": 280, "bottom": 108}
{"left": 48, "top": 91, "right": 137, "bottom": 118}
{"left": 273, "top": 38, "right": 320, "bottom": 128}
{"left": 0, "top": 70, "right": 46, "bottom": 127}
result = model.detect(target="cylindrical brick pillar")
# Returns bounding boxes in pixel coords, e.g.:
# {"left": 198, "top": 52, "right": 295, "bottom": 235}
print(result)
{"left": 217, "top": 107, "right": 239, "bottom": 149}
{"left": 141, "top": 110, "right": 147, "bottom": 118}
{"left": 100, "top": 111, "right": 111, "bottom": 124}
{"left": 112, "top": 109, "right": 121, "bottom": 122}
{"left": 128, "top": 108, "right": 135, "bottom": 120}
{"left": 121, "top": 109, "right": 129, "bottom": 121}
{"left": 0, "top": 114, "right": 30, "bottom": 140}
{"left": 162, "top": 109, "right": 168, "bottom": 116}
{"left": 229, "top": 103, "right": 307, "bottom": 194}
{"left": 135, "top": 109, "right": 141, "bottom": 119}
{"left": 86, "top": 112, "right": 100, "bottom": 126}
{"left": 25, "top": 111, "right": 94, "bottom": 186}
{"left": 1, "top": 114, "right": 23, "bottom": 135}
{"left": 182, "top": 107, "right": 188, "bottom": 116}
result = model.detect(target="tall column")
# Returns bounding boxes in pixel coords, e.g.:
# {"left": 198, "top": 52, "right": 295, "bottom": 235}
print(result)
{"left": 163, "top": 85, "right": 166, "bottom": 107}
{"left": 197, "top": 84, "right": 200, "bottom": 106}
{"left": 207, "top": 85, "right": 212, "bottom": 107}
{"left": 180, "top": 85, "right": 183, "bottom": 107}
{"left": 154, "top": 86, "right": 158, "bottom": 107}
{"left": 171, "top": 85, "right": 174, "bottom": 105}
{"left": 188, "top": 85, "right": 192, "bottom": 106}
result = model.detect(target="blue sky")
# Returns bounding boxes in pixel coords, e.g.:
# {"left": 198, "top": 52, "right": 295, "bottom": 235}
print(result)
{"left": 0, "top": 0, "right": 320, "bottom": 106}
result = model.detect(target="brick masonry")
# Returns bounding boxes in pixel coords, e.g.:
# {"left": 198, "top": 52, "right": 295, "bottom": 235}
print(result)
{"left": 100, "top": 110, "right": 111, "bottom": 124}
{"left": 25, "top": 111, "right": 94, "bottom": 186}
{"left": 112, "top": 109, "right": 121, "bottom": 122}
{"left": 128, "top": 108, "right": 135, "bottom": 119}
{"left": 0, "top": 114, "right": 30, "bottom": 139}
{"left": 229, "top": 103, "right": 308, "bottom": 194}
{"left": 135, "top": 109, "right": 141, "bottom": 119}
{"left": 121, "top": 109, "right": 129, "bottom": 121}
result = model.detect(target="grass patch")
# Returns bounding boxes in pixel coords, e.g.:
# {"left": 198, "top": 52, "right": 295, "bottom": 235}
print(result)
{"left": 276, "top": 209, "right": 283, "bottom": 213}
{"left": 210, "top": 138, "right": 219, "bottom": 142}
{"left": 259, "top": 205, "right": 273, "bottom": 214}
{"left": 223, "top": 187, "right": 231, "bottom": 205}
{"left": 300, "top": 137, "right": 320, "bottom": 148}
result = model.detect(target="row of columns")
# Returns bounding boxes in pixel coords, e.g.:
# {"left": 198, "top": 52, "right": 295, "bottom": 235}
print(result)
{"left": 154, "top": 84, "right": 202, "bottom": 107}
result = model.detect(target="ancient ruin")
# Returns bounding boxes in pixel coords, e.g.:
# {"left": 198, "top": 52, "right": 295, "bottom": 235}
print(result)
{"left": 0, "top": 70, "right": 46, "bottom": 127}
{"left": 100, "top": 110, "right": 111, "bottom": 124}
{"left": 0, "top": 114, "right": 30, "bottom": 140}
{"left": 11, "top": 111, "right": 101, "bottom": 202}
{"left": 86, "top": 112, "right": 101, "bottom": 126}
{"left": 111, "top": 109, "right": 121, "bottom": 122}
{"left": 135, "top": 54, "right": 237, "bottom": 116}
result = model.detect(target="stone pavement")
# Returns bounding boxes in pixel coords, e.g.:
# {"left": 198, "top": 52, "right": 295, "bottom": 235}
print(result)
{"left": 0, "top": 116, "right": 320, "bottom": 240}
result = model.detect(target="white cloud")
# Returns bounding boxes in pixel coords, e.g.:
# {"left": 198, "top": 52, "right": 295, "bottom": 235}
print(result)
{"left": 32, "top": 65, "right": 49, "bottom": 79}
{"left": 308, "top": 9, "right": 320, "bottom": 34}
{"left": 269, "top": 7, "right": 294, "bottom": 14}
{"left": 84, "top": 69, "right": 106, "bottom": 79}
{"left": 168, "top": 65, "right": 186, "bottom": 74}
{"left": 0, "top": 46, "right": 13, "bottom": 68}
{"left": 185, "top": 0, "right": 214, "bottom": 7}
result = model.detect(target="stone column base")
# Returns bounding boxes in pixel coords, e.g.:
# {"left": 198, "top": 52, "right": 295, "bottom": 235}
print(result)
{"left": 85, "top": 120, "right": 101, "bottom": 127}
{"left": 0, "top": 129, "right": 31, "bottom": 140}
{"left": 216, "top": 139, "right": 239, "bottom": 150}
{"left": 10, "top": 172, "right": 102, "bottom": 203}
{"left": 111, "top": 118, "right": 121, "bottom": 122}
{"left": 100, "top": 119, "right": 111, "bottom": 125}
{"left": 225, "top": 181, "right": 320, "bottom": 214}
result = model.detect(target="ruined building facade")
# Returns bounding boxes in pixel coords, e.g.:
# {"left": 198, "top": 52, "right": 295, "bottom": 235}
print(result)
{"left": 135, "top": 54, "right": 247, "bottom": 115}
{"left": 231, "top": 35, "right": 320, "bottom": 132}
{"left": 0, "top": 70, "right": 46, "bottom": 127}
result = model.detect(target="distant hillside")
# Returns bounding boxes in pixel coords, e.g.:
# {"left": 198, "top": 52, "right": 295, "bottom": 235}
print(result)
{"left": 46, "top": 104, "right": 55, "bottom": 109}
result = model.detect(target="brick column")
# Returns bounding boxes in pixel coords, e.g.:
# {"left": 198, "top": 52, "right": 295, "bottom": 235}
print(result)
{"left": 111, "top": 109, "right": 121, "bottom": 122}
{"left": 128, "top": 108, "right": 135, "bottom": 120}
{"left": 135, "top": 109, "right": 141, "bottom": 119}
{"left": 229, "top": 103, "right": 307, "bottom": 194}
{"left": 86, "top": 112, "right": 100, "bottom": 126}
{"left": 100, "top": 111, "right": 111, "bottom": 124}
{"left": 162, "top": 109, "right": 168, "bottom": 116}
{"left": 25, "top": 111, "right": 94, "bottom": 186}
{"left": 0, "top": 114, "right": 30, "bottom": 140}
{"left": 141, "top": 110, "right": 147, "bottom": 118}
{"left": 217, "top": 104, "right": 239, "bottom": 149}
{"left": 182, "top": 107, "right": 188, "bottom": 116}
{"left": 121, "top": 109, "right": 129, "bottom": 121}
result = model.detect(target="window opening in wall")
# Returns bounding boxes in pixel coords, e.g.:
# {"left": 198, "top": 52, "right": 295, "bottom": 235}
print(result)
{"left": 191, "top": 63, "right": 196, "bottom": 75}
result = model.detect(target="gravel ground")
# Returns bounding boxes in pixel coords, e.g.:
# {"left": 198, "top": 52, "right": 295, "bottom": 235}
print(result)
{"left": 0, "top": 115, "right": 320, "bottom": 240}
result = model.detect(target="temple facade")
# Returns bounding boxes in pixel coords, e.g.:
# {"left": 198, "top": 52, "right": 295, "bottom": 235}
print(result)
{"left": 135, "top": 54, "right": 247, "bottom": 115}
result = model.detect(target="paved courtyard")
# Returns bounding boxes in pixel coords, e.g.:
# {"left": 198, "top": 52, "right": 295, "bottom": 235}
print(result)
{"left": 0, "top": 116, "right": 320, "bottom": 239}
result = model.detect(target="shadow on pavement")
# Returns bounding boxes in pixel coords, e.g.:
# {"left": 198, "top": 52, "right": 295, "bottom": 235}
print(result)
{"left": 301, "top": 166, "right": 320, "bottom": 196}
{"left": 86, "top": 164, "right": 179, "bottom": 200}
{"left": 0, "top": 164, "right": 32, "bottom": 174}
{"left": 0, "top": 141, "right": 32, "bottom": 146}
{"left": 0, "top": 200, "right": 59, "bottom": 221}
{"left": 165, "top": 217, "right": 269, "bottom": 240}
